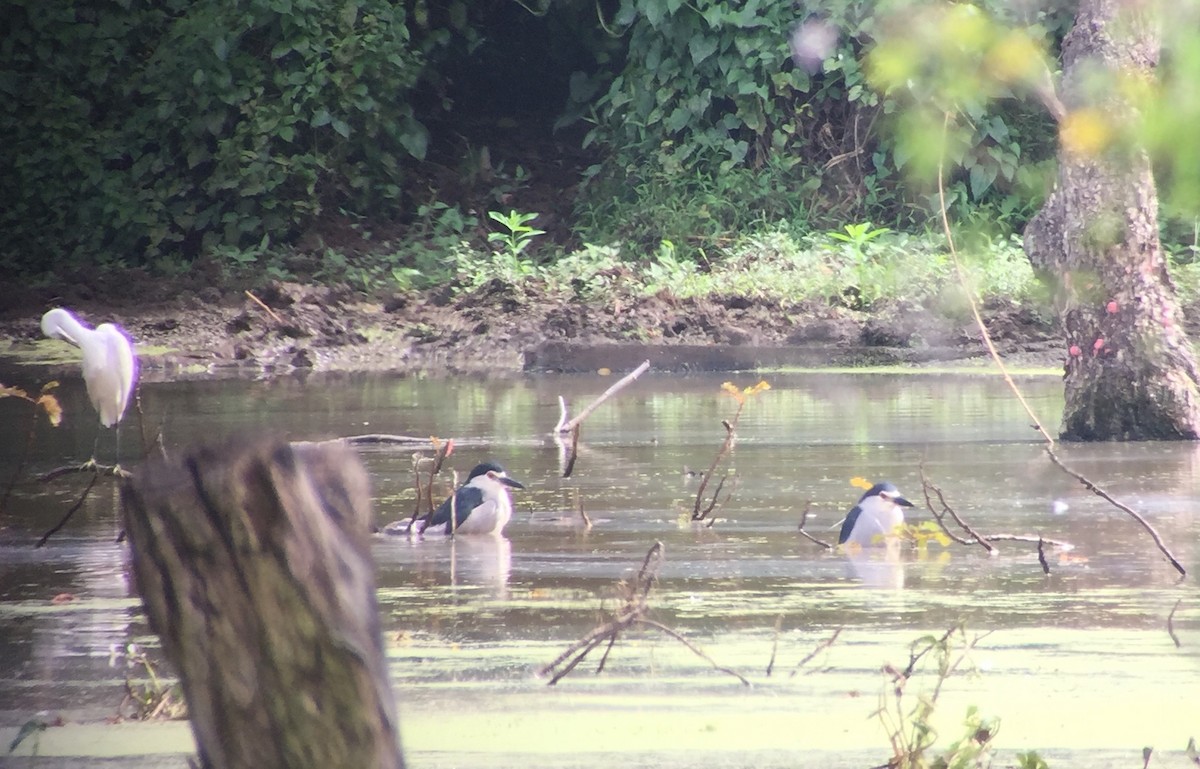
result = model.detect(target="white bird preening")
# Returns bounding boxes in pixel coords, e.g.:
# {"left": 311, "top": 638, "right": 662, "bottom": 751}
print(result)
{"left": 41, "top": 307, "right": 138, "bottom": 460}
{"left": 837, "top": 481, "right": 914, "bottom": 548}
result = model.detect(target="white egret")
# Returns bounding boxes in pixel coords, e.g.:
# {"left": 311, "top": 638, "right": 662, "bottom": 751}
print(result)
{"left": 41, "top": 307, "right": 138, "bottom": 460}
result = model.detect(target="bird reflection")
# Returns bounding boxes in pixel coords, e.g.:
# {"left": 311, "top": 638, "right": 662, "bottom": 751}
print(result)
{"left": 843, "top": 547, "right": 907, "bottom": 590}
{"left": 447, "top": 536, "right": 512, "bottom": 599}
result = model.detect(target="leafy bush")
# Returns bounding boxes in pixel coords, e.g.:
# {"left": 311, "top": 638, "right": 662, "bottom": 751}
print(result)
{"left": 574, "top": 0, "right": 1065, "bottom": 257}
{"left": 0, "top": 0, "right": 428, "bottom": 275}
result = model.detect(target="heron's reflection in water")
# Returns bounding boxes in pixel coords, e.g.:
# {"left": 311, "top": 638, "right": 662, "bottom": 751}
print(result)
{"left": 447, "top": 536, "right": 512, "bottom": 599}
{"left": 843, "top": 546, "right": 907, "bottom": 590}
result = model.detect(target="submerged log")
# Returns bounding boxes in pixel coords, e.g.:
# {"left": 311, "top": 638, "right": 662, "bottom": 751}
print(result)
{"left": 120, "top": 437, "right": 404, "bottom": 769}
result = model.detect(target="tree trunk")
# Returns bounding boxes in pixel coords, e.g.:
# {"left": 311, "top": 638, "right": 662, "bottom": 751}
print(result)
{"left": 120, "top": 437, "right": 404, "bottom": 769}
{"left": 1024, "top": 0, "right": 1200, "bottom": 440}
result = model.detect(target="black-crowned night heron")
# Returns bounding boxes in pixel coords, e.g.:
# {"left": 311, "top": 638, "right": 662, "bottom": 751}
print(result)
{"left": 408, "top": 462, "right": 525, "bottom": 536}
{"left": 837, "top": 481, "right": 914, "bottom": 547}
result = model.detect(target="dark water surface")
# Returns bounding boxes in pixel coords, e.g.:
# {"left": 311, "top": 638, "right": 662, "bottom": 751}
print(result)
{"left": 2, "top": 370, "right": 1198, "bottom": 767}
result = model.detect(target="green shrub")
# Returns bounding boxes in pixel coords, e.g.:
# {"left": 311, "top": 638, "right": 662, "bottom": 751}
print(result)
{"left": 0, "top": 0, "right": 427, "bottom": 275}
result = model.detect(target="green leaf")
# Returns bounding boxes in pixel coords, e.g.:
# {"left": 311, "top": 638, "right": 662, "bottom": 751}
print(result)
{"left": 689, "top": 35, "right": 717, "bottom": 66}
{"left": 331, "top": 118, "right": 351, "bottom": 138}
{"left": 969, "top": 163, "right": 997, "bottom": 199}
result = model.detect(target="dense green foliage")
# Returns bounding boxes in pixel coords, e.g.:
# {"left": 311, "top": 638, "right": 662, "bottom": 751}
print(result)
{"left": 1, "top": 0, "right": 426, "bottom": 274}
{"left": 5, "top": 0, "right": 1198, "bottom": 305}
{"left": 577, "top": 0, "right": 1064, "bottom": 251}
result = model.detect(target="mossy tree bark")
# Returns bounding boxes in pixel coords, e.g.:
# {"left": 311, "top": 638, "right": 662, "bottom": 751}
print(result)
{"left": 1025, "top": 0, "right": 1200, "bottom": 441}
{"left": 120, "top": 437, "right": 404, "bottom": 769}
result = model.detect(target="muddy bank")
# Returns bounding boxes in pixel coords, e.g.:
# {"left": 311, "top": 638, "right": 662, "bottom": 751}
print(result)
{"left": 0, "top": 279, "right": 1064, "bottom": 377}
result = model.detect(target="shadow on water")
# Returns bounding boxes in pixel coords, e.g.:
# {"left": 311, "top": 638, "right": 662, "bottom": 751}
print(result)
{"left": 1, "top": 370, "right": 1199, "bottom": 767}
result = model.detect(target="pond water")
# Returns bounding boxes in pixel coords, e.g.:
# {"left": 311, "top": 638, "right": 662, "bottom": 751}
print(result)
{"left": 1, "top": 369, "right": 1198, "bottom": 768}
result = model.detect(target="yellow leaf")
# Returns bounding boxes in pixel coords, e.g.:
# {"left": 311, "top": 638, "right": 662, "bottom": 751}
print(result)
{"left": 0, "top": 384, "right": 29, "bottom": 399}
{"left": 37, "top": 394, "right": 63, "bottom": 427}
{"left": 744, "top": 380, "right": 771, "bottom": 397}
{"left": 720, "top": 382, "right": 744, "bottom": 404}
{"left": 41, "top": 380, "right": 60, "bottom": 393}
{"left": 850, "top": 477, "right": 872, "bottom": 490}
{"left": 985, "top": 30, "right": 1044, "bottom": 84}
{"left": 1061, "top": 108, "right": 1113, "bottom": 157}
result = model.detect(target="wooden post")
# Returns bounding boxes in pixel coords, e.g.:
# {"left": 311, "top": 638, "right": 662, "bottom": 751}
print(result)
{"left": 120, "top": 437, "right": 404, "bottom": 769}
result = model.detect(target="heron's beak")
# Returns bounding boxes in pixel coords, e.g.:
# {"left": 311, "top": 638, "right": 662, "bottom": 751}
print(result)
{"left": 501, "top": 476, "right": 525, "bottom": 490}
{"left": 895, "top": 496, "right": 914, "bottom": 508}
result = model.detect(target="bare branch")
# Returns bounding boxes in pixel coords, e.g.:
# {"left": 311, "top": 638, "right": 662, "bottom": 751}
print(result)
{"left": 797, "top": 502, "right": 834, "bottom": 550}
{"left": 37, "top": 472, "right": 100, "bottom": 548}
{"left": 636, "top": 618, "right": 751, "bottom": 686}
{"left": 1037, "top": 536, "right": 1050, "bottom": 575}
{"left": 789, "top": 627, "right": 843, "bottom": 678}
{"left": 1044, "top": 448, "right": 1186, "bottom": 576}
{"left": 1168, "top": 599, "right": 1183, "bottom": 649}
{"left": 556, "top": 360, "right": 650, "bottom": 434}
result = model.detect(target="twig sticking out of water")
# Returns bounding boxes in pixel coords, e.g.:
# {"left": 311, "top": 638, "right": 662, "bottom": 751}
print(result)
{"left": 37, "top": 471, "right": 101, "bottom": 548}
{"left": 691, "top": 382, "right": 769, "bottom": 523}
{"left": 538, "top": 542, "right": 750, "bottom": 687}
{"left": 561, "top": 424, "right": 581, "bottom": 479}
{"left": 797, "top": 502, "right": 834, "bottom": 550}
{"left": 919, "top": 469, "right": 994, "bottom": 553}
{"left": 918, "top": 466, "right": 1073, "bottom": 559}
{"left": 1167, "top": 599, "right": 1183, "bottom": 649}
{"left": 789, "top": 627, "right": 843, "bottom": 678}
{"left": 1036, "top": 537, "right": 1050, "bottom": 575}
{"left": 1042, "top": 449, "right": 1186, "bottom": 576}
{"left": 554, "top": 360, "right": 651, "bottom": 434}
{"left": 766, "top": 615, "right": 783, "bottom": 676}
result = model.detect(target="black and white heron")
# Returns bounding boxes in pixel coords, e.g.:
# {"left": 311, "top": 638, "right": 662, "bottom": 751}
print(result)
{"left": 837, "top": 481, "right": 914, "bottom": 547}
{"left": 407, "top": 462, "right": 525, "bottom": 536}
{"left": 41, "top": 307, "right": 137, "bottom": 462}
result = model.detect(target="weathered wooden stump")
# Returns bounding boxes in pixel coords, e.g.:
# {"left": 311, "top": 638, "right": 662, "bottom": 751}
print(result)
{"left": 121, "top": 437, "right": 404, "bottom": 769}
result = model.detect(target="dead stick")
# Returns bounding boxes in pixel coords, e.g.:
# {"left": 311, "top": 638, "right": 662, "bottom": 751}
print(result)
{"left": 789, "top": 627, "right": 843, "bottom": 678}
{"left": 37, "top": 472, "right": 100, "bottom": 547}
{"left": 1037, "top": 536, "right": 1050, "bottom": 575}
{"left": 244, "top": 290, "right": 285, "bottom": 324}
{"left": 986, "top": 533, "right": 1072, "bottom": 548}
{"left": 635, "top": 618, "right": 751, "bottom": 686}
{"left": 594, "top": 631, "right": 621, "bottom": 675}
{"left": 1045, "top": 448, "right": 1185, "bottom": 576}
{"left": 797, "top": 504, "right": 834, "bottom": 550}
{"left": 562, "top": 424, "right": 581, "bottom": 478}
{"left": 1167, "top": 599, "right": 1183, "bottom": 649}
{"left": 935, "top": 118, "right": 1184, "bottom": 578}
{"left": 557, "top": 360, "right": 650, "bottom": 434}
{"left": 766, "top": 615, "right": 783, "bottom": 676}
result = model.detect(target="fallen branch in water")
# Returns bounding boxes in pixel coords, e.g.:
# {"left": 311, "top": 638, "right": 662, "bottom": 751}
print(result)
{"left": 554, "top": 360, "right": 651, "bottom": 434}
{"left": 933, "top": 132, "right": 1186, "bottom": 578}
{"left": 343, "top": 434, "right": 434, "bottom": 445}
{"left": 561, "top": 424, "right": 582, "bottom": 479}
{"left": 37, "top": 471, "right": 101, "bottom": 548}
{"left": 1167, "top": 599, "right": 1183, "bottom": 649}
{"left": 789, "top": 627, "right": 843, "bottom": 678}
{"left": 538, "top": 542, "right": 749, "bottom": 687}
{"left": 918, "top": 467, "right": 1073, "bottom": 561}
{"left": 1043, "top": 448, "right": 1186, "bottom": 577}
{"left": 797, "top": 502, "right": 834, "bottom": 550}
{"left": 919, "top": 469, "right": 994, "bottom": 553}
